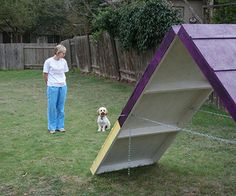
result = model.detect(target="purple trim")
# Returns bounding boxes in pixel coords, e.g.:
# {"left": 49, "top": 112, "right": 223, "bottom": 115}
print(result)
{"left": 178, "top": 26, "right": 236, "bottom": 121}
{"left": 172, "top": 25, "right": 181, "bottom": 34}
{"left": 118, "top": 27, "right": 179, "bottom": 126}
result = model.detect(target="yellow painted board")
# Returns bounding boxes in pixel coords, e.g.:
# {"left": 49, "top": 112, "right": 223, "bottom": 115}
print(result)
{"left": 90, "top": 120, "right": 121, "bottom": 175}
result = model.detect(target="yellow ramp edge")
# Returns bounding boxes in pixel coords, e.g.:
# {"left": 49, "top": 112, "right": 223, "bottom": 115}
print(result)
{"left": 90, "top": 120, "right": 121, "bottom": 175}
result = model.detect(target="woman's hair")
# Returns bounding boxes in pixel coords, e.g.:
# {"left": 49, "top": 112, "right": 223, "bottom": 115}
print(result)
{"left": 54, "top": 44, "right": 66, "bottom": 55}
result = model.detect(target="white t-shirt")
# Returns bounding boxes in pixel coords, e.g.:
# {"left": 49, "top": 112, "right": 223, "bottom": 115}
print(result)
{"left": 43, "top": 57, "right": 69, "bottom": 87}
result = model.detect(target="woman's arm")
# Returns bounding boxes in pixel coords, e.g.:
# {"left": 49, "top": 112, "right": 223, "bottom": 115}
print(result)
{"left": 43, "top": 73, "right": 48, "bottom": 85}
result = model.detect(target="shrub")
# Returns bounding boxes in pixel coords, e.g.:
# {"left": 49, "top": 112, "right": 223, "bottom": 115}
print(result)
{"left": 91, "top": 7, "right": 120, "bottom": 39}
{"left": 213, "top": 0, "right": 236, "bottom": 23}
{"left": 92, "top": 0, "right": 182, "bottom": 51}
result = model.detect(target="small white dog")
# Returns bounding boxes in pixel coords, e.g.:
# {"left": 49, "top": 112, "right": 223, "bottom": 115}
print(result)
{"left": 97, "top": 106, "right": 111, "bottom": 132}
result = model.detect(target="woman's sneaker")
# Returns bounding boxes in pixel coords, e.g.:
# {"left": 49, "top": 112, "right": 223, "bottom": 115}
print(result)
{"left": 49, "top": 130, "right": 56, "bottom": 134}
{"left": 58, "top": 128, "right": 66, "bottom": 132}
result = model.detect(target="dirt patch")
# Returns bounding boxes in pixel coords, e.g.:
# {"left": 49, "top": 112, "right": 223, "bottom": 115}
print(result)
{"left": 0, "top": 185, "right": 17, "bottom": 196}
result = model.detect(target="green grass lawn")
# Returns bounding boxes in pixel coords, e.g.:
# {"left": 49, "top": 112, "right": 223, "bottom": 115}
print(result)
{"left": 0, "top": 70, "right": 235, "bottom": 195}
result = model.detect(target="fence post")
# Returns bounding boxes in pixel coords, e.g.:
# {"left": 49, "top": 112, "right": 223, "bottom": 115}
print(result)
{"left": 60, "top": 40, "right": 72, "bottom": 69}
{"left": 0, "top": 44, "right": 6, "bottom": 70}
{"left": 19, "top": 43, "right": 24, "bottom": 69}
{"left": 110, "top": 36, "right": 121, "bottom": 80}
{"left": 68, "top": 39, "right": 74, "bottom": 69}
{"left": 86, "top": 34, "right": 92, "bottom": 72}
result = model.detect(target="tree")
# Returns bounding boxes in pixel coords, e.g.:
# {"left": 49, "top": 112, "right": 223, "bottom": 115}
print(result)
{"left": 0, "top": 0, "right": 37, "bottom": 42}
{"left": 32, "top": 0, "right": 72, "bottom": 37}
{"left": 213, "top": 0, "right": 236, "bottom": 23}
{"left": 0, "top": 0, "right": 105, "bottom": 42}
{"left": 0, "top": 0, "right": 76, "bottom": 42}
{"left": 66, "top": 0, "right": 102, "bottom": 35}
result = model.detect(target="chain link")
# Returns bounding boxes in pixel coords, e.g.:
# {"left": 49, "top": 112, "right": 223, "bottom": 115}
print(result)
{"left": 182, "top": 128, "right": 236, "bottom": 145}
{"left": 120, "top": 113, "right": 236, "bottom": 145}
{"left": 199, "top": 109, "right": 232, "bottom": 119}
{"left": 128, "top": 128, "right": 132, "bottom": 176}
{"left": 119, "top": 109, "right": 236, "bottom": 176}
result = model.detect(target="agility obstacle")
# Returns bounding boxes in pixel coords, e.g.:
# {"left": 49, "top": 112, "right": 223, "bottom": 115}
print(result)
{"left": 90, "top": 24, "right": 236, "bottom": 174}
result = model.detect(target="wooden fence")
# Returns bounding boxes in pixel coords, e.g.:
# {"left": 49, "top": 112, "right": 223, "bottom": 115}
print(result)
{"left": 61, "top": 33, "right": 156, "bottom": 82}
{"left": 0, "top": 35, "right": 226, "bottom": 110}
{"left": 0, "top": 43, "right": 56, "bottom": 70}
{"left": 0, "top": 34, "right": 155, "bottom": 82}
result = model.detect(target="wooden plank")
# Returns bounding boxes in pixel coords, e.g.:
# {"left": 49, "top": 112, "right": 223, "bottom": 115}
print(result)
{"left": 4, "top": 44, "right": 13, "bottom": 69}
{"left": 93, "top": 33, "right": 120, "bottom": 79}
{"left": 0, "top": 44, "right": 6, "bottom": 70}
{"left": 24, "top": 47, "right": 36, "bottom": 66}
{"left": 74, "top": 35, "right": 92, "bottom": 72}
{"left": 36, "top": 48, "right": 44, "bottom": 64}
{"left": 24, "top": 64, "right": 42, "bottom": 69}
{"left": 4, "top": 44, "right": 24, "bottom": 70}
{"left": 23, "top": 43, "right": 56, "bottom": 69}
{"left": 144, "top": 81, "right": 212, "bottom": 94}
{"left": 118, "top": 125, "right": 181, "bottom": 139}
{"left": 90, "top": 120, "right": 121, "bottom": 175}
{"left": 97, "top": 159, "right": 154, "bottom": 174}
{"left": 25, "top": 64, "right": 43, "bottom": 66}
{"left": 90, "top": 38, "right": 97, "bottom": 66}
{"left": 115, "top": 40, "right": 155, "bottom": 81}
{"left": 23, "top": 45, "right": 55, "bottom": 49}
{"left": 16, "top": 44, "right": 24, "bottom": 70}
{"left": 70, "top": 38, "right": 77, "bottom": 67}
{"left": 60, "top": 40, "right": 71, "bottom": 67}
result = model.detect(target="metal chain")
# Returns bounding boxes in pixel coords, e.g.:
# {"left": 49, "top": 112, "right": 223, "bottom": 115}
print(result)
{"left": 182, "top": 128, "right": 236, "bottom": 145}
{"left": 118, "top": 109, "right": 236, "bottom": 175}
{"left": 119, "top": 114, "right": 132, "bottom": 175}
{"left": 128, "top": 128, "right": 132, "bottom": 176}
{"left": 128, "top": 114, "right": 236, "bottom": 145}
{"left": 186, "top": 109, "right": 236, "bottom": 145}
{"left": 199, "top": 109, "right": 232, "bottom": 119}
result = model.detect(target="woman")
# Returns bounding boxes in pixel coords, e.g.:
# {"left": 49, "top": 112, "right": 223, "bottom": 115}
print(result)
{"left": 43, "top": 44, "right": 69, "bottom": 134}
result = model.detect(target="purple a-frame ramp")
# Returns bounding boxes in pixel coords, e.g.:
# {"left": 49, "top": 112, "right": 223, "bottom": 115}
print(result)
{"left": 119, "top": 24, "right": 236, "bottom": 126}
{"left": 91, "top": 24, "right": 236, "bottom": 175}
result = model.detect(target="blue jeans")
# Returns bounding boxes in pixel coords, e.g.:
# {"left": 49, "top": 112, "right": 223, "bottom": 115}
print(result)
{"left": 47, "top": 86, "right": 67, "bottom": 131}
